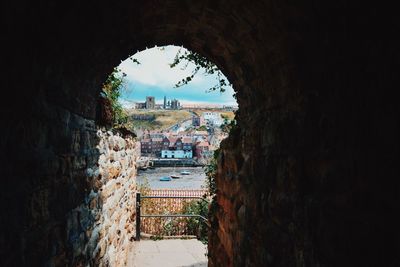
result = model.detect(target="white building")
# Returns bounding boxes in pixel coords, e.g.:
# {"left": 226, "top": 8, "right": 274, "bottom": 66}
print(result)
{"left": 202, "top": 112, "right": 223, "bottom": 126}
{"left": 161, "top": 150, "right": 193, "bottom": 159}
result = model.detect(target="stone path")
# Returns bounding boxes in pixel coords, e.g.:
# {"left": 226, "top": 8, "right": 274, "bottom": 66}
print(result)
{"left": 128, "top": 239, "right": 208, "bottom": 267}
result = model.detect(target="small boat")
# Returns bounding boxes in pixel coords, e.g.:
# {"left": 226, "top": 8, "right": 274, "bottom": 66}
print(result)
{"left": 159, "top": 176, "right": 172, "bottom": 181}
{"left": 170, "top": 175, "right": 181, "bottom": 179}
{"left": 180, "top": 170, "right": 191, "bottom": 175}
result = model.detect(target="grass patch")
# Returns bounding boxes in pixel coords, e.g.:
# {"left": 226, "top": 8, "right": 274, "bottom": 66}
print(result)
{"left": 126, "top": 109, "right": 192, "bottom": 130}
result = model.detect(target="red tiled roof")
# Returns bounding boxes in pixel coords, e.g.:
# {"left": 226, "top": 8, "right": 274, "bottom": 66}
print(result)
{"left": 168, "top": 137, "right": 178, "bottom": 147}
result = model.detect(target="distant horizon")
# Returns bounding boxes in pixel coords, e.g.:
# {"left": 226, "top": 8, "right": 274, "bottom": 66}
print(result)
{"left": 120, "top": 97, "right": 238, "bottom": 109}
{"left": 117, "top": 45, "right": 237, "bottom": 108}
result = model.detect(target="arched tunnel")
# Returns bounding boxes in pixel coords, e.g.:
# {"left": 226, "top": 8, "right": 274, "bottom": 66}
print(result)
{"left": 1, "top": 1, "right": 399, "bottom": 266}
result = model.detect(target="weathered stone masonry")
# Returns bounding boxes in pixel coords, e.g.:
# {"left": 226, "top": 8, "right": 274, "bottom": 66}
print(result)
{"left": 0, "top": 94, "right": 138, "bottom": 266}
{"left": 67, "top": 130, "right": 137, "bottom": 266}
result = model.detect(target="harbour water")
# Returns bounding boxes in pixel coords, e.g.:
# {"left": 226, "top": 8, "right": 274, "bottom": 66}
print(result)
{"left": 137, "top": 167, "right": 207, "bottom": 189}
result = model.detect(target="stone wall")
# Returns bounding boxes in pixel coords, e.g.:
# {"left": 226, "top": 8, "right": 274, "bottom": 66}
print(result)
{"left": 0, "top": 89, "right": 138, "bottom": 266}
{"left": 67, "top": 130, "right": 137, "bottom": 266}
{"left": 0, "top": 98, "right": 103, "bottom": 266}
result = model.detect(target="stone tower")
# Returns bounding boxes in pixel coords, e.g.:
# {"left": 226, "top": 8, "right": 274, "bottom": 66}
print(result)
{"left": 145, "top": 96, "right": 155, "bottom": 109}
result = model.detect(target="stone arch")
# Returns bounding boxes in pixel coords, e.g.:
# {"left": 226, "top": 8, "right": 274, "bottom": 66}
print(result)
{"left": 2, "top": 1, "right": 399, "bottom": 266}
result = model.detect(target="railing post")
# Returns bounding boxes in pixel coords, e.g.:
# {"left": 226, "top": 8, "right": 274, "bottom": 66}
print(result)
{"left": 136, "top": 192, "right": 141, "bottom": 241}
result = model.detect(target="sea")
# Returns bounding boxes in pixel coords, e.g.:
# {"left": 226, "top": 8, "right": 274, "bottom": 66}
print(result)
{"left": 136, "top": 166, "right": 207, "bottom": 189}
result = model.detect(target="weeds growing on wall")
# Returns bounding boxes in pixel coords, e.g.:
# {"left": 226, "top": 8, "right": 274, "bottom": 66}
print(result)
{"left": 103, "top": 57, "right": 139, "bottom": 128}
{"left": 102, "top": 68, "right": 129, "bottom": 126}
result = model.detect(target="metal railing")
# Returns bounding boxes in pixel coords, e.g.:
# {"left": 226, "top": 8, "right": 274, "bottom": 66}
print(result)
{"left": 135, "top": 192, "right": 209, "bottom": 241}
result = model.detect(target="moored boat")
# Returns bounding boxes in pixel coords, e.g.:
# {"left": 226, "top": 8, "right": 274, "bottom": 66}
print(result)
{"left": 180, "top": 170, "right": 191, "bottom": 175}
{"left": 170, "top": 175, "right": 181, "bottom": 179}
{"left": 159, "top": 176, "right": 172, "bottom": 181}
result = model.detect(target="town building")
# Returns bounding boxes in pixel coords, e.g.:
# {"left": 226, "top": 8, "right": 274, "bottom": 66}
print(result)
{"left": 161, "top": 136, "right": 193, "bottom": 159}
{"left": 170, "top": 99, "right": 180, "bottom": 109}
{"left": 182, "top": 137, "right": 193, "bottom": 151}
{"left": 149, "top": 131, "right": 164, "bottom": 139}
{"left": 195, "top": 140, "right": 210, "bottom": 159}
{"left": 146, "top": 96, "right": 155, "bottom": 109}
{"left": 202, "top": 112, "right": 223, "bottom": 127}
{"left": 151, "top": 137, "right": 163, "bottom": 156}
{"left": 135, "top": 96, "right": 156, "bottom": 109}
{"left": 163, "top": 96, "right": 181, "bottom": 110}
{"left": 161, "top": 150, "right": 192, "bottom": 158}
{"left": 192, "top": 115, "right": 205, "bottom": 127}
{"left": 135, "top": 102, "right": 146, "bottom": 109}
{"left": 193, "top": 130, "right": 209, "bottom": 141}
{"left": 139, "top": 130, "right": 213, "bottom": 160}
{"left": 222, "top": 105, "right": 238, "bottom": 111}
{"left": 140, "top": 139, "right": 152, "bottom": 155}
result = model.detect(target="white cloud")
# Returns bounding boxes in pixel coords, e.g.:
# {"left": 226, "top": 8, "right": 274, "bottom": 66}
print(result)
{"left": 118, "top": 46, "right": 203, "bottom": 87}
{"left": 119, "top": 99, "right": 136, "bottom": 109}
{"left": 117, "top": 45, "right": 237, "bottom": 106}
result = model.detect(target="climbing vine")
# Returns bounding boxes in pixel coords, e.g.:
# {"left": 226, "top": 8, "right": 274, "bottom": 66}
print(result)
{"left": 102, "top": 68, "right": 128, "bottom": 126}
{"left": 169, "top": 48, "right": 231, "bottom": 93}
{"left": 102, "top": 56, "right": 139, "bottom": 127}
{"left": 204, "top": 149, "right": 219, "bottom": 196}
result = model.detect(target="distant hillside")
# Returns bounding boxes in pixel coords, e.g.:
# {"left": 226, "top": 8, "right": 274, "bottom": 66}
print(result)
{"left": 126, "top": 109, "right": 193, "bottom": 130}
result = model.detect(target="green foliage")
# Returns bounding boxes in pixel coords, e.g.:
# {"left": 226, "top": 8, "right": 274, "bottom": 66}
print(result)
{"left": 103, "top": 57, "right": 139, "bottom": 128}
{"left": 204, "top": 149, "right": 219, "bottom": 196}
{"left": 182, "top": 198, "right": 210, "bottom": 243}
{"left": 169, "top": 48, "right": 231, "bottom": 93}
{"left": 220, "top": 118, "right": 236, "bottom": 134}
{"left": 197, "top": 125, "right": 208, "bottom": 131}
{"left": 129, "top": 56, "right": 141, "bottom": 65}
{"left": 102, "top": 67, "right": 128, "bottom": 126}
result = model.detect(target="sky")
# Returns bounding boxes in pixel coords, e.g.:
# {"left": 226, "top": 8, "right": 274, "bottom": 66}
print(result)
{"left": 117, "top": 45, "right": 237, "bottom": 108}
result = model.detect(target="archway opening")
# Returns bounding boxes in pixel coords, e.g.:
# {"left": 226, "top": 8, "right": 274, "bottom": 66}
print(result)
{"left": 96, "top": 45, "right": 238, "bottom": 265}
